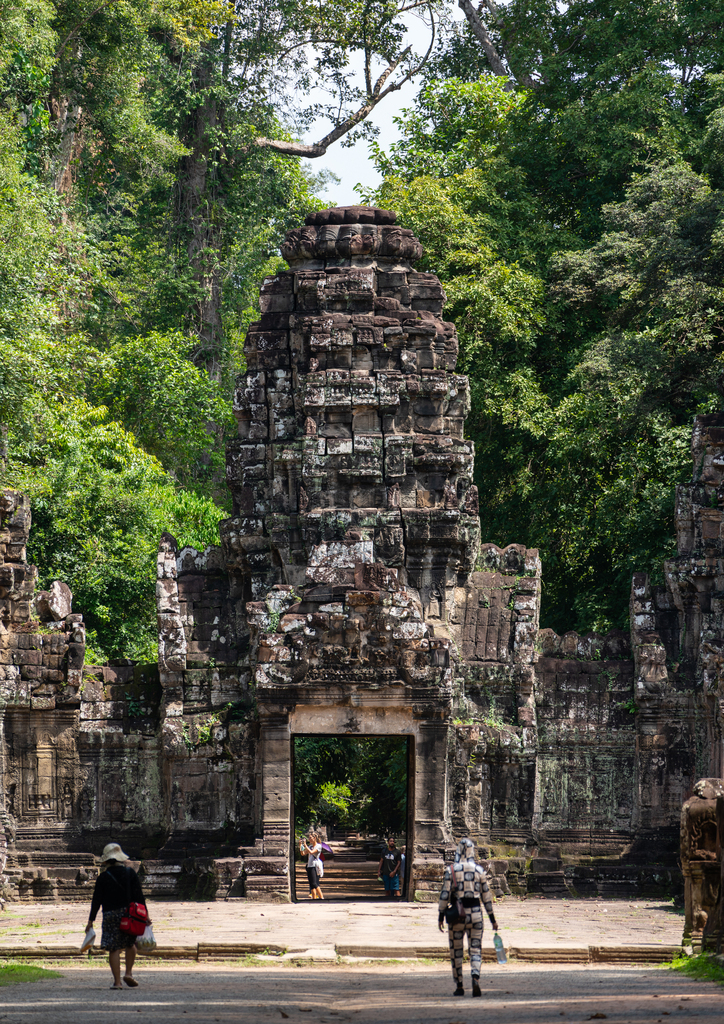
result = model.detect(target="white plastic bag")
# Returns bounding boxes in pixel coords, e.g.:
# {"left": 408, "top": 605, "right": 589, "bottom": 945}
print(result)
{"left": 314, "top": 856, "right": 324, "bottom": 879}
{"left": 80, "top": 926, "right": 95, "bottom": 953}
{"left": 136, "top": 924, "right": 156, "bottom": 952}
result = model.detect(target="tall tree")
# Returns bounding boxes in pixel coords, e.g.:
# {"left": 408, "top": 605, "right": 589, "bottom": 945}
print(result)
{"left": 165, "top": 1, "right": 440, "bottom": 364}
{"left": 442, "top": 1, "right": 724, "bottom": 235}
{"left": 368, "top": 4, "right": 724, "bottom": 632}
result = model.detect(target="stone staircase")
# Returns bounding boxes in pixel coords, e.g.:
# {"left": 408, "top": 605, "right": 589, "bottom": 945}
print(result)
{"left": 293, "top": 841, "right": 396, "bottom": 901}
{"left": 4, "top": 850, "right": 98, "bottom": 901}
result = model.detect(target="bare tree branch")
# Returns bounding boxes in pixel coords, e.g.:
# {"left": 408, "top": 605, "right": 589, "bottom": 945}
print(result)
{"left": 398, "top": 0, "right": 436, "bottom": 11}
{"left": 457, "top": 0, "right": 539, "bottom": 89}
{"left": 251, "top": 4, "right": 437, "bottom": 161}
{"left": 273, "top": 36, "right": 350, "bottom": 61}
{"left": 363, "top": 2, "right": 373, "bottom": 97}
{"left": 457, "top": 0, "right": 509, "bottom": 76}
{"left": 255, "top": 47, "right": 413, "bottom": 158}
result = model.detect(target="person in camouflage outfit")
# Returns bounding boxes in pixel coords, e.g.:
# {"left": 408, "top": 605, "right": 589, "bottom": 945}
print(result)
{"left": 438, "top": 837, "right": 499, "bottom": 997}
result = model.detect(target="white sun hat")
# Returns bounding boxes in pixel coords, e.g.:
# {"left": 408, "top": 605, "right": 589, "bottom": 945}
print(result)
{"left": 100, "top": 842, "right": 129, "bottom": 863}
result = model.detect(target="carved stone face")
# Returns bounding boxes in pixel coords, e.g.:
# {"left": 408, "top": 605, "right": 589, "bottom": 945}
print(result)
{"left": 693, "top": 777, "right": 724, "bottom": 800}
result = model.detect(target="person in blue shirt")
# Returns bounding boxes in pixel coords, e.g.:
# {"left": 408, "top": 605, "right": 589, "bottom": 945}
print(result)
{"left": 378, "top": 837, "right": 402, "bottom": 898}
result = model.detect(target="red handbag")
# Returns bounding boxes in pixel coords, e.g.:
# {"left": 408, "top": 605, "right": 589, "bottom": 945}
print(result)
{"left": 120, "top": 902, "right": 149, "bottom": 937}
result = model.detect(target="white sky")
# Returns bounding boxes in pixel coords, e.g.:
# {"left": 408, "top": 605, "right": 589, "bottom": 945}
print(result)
{"left": 301, "top": 11, "right": 458, "bottom": 205}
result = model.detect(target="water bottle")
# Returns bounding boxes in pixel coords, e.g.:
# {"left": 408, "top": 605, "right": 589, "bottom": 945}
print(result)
{"left": 493, "top": 932, "right": 507, "bottom": 965}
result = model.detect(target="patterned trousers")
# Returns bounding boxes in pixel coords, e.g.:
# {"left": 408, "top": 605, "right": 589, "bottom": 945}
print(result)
{"left": 448, "top": 905, "right": 483, "bottom": 983}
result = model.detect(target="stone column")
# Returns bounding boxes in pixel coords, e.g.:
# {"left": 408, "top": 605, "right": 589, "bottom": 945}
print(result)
{"left": 247, "top": 711, "right": 291, "bottom": 901}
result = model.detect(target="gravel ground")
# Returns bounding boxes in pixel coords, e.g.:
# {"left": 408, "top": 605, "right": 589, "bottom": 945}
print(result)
{"left": 0, "top": 962, "right": 722, "bottom": 1024}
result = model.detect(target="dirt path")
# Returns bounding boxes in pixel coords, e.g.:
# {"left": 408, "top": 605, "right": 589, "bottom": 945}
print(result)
{"left": 0, "top": 962, "right": 721, "bottom": 1024}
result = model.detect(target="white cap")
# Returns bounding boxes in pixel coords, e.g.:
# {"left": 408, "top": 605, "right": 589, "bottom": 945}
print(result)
{"left": 100, "top": 842, "right": 129, "bottom": 863}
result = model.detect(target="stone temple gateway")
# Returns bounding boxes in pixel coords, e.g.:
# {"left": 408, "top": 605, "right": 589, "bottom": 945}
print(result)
{"left": 1, "top": 207, "right": 723, "bottom": 916}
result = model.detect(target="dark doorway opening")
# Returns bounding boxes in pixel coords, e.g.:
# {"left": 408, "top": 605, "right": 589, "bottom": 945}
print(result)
{"left": 291, "top": 734, "right": 413, "bottom": 902}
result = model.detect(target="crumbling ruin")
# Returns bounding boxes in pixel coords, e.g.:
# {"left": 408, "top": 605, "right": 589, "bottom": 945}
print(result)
{"left": 1, "top": 207, "right": 723, "bottom": 906}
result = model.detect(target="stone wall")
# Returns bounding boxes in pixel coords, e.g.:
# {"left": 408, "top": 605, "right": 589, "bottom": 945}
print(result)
{"left": 1, "top": 206, "right": 721, "bottom": 903}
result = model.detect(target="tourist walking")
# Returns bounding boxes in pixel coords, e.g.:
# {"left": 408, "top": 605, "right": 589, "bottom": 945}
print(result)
{"left": 300, "top": 832, "right": 324, "bottom": 899}
{"left": 86, "top": 842, "right": 149, "bottom": 989}
{"left": 438, "top": 837, "right": 499, "bottom": 997}
{"left": 378, "top": 837, "right": 402, "bottom": 898}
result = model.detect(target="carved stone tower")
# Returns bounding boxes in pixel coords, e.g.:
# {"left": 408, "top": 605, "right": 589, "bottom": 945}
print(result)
{"left": 219, "top": 206, "right": 488, "bottom": 897}
{"left": 223, "top": 205, "right": 480, "bottom": 612}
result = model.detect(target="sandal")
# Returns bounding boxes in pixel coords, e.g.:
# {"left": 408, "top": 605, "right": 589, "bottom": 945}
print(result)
{"left": 123, "top": 977, "right": 139, "bottom": 988}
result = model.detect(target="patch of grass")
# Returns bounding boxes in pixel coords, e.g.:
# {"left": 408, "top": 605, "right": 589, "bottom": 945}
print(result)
{"left": 0, "top": 963, "right": 62, "bottom": 987}
{"left": 670, "top": 953, "right": 724, "bottom": 985}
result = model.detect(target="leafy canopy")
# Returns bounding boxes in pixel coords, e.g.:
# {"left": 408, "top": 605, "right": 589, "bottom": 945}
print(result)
{"left": 369, "top": 4, "right": 724, "bottom": 631}
{"left": 294, "top": 736, "right": 408, "bottom": 837}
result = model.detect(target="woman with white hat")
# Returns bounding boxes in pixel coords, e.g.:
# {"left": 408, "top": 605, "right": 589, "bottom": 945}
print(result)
{"left": 86, "top": 843, "right": 149, "bottom": 989}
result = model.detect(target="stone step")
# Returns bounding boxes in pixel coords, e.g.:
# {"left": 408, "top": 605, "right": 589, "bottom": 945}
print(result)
{"left": 294, "top": 858, "right": 394, "bottom": 900}
{"left": 0, "top": 943, "right": 684, "bottom": 964}
{"left": 9, "top": 852, "right": 96, "bottom": 866}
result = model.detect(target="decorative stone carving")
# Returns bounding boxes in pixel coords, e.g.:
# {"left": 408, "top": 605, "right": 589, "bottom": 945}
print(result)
{"left": 681, "top": 778, "right": 724, "bottom": 950}
{"left": 223, "top": 207, "right": 545, "bottom": 898}
{"left": 630, "top": 572, "right": 670, "bottom": 699}
{"left": 156, "top": 533, "right": 187, "bottom": 674}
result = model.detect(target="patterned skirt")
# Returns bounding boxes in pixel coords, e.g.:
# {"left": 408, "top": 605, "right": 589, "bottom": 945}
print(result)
{"left": 100, "top": 907, "right": 137, "bottom": 952}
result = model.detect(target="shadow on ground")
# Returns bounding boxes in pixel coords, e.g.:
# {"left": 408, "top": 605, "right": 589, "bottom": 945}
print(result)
{"left": 1, "top": 962, "right": 721, "bottom": 1024}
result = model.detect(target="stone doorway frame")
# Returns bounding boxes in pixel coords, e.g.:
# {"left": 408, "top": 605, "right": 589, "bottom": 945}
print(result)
{"left": 289, "top": 730, "right": 416, "bottom": 902}
{"left": 258, "top": 699, "right": 450, "bottom": 902}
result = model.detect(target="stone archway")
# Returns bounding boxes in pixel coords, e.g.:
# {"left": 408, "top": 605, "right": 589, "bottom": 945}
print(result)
{"left": 255, "top": 696, "right": 450, "bottom": 902}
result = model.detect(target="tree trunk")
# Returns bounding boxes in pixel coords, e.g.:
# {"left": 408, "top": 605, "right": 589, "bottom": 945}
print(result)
{"left": 50, "top": 94, "right": 83, "bottom": 196}
{"left": 178, "top": 48, "right": 225, "bottom": 377}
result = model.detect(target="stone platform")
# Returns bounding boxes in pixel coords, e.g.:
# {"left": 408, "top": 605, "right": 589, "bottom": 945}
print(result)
{"left": 0, "top": 897, "right": 685, "bottom": 961}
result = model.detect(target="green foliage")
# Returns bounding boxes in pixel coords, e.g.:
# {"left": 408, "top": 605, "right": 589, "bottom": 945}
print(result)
{"left": 89, "top": 331, "right": 235, "bottom": 485}
{"left": 434, "top": 1, "right": 724, "bottom": 236}
{"left": 369, "top": 40, "right": 724, "bottom": 633}
{"left": 294, "top": 737, "right": 358, "bottom": 824}
{"left": 6, "top": 0, "right": 724, "bottom": 658}
{"left": 182, "top": 707, "right": 227, "bottom": 749}
{"left": 10, "top": 402, "right": 223, "bottom": 662}
{"left": 0, "top": 0, "right": 339, "bottom": 661}
{"left": 0, "top": 125, "right": 82, "bottom": 362}
{"left": 316, "top": 782, "right": 355, "bottom": 827}
{"left": 294, "top": 736, "right": 408, "bottom": 837}
{"left": 669, "top": 952, "right": 724, "bottom": 985}
{"left": 125, "top": 693, "right": 144, "bottom": 718}
{"left": 482, "top": 697, "right": 506, "bottom": 729}
{"left": 353, "top": 738, "right": 408, "bottom": 836}
{"left": 0, "top": 963, "right": 62, "bottom": 986}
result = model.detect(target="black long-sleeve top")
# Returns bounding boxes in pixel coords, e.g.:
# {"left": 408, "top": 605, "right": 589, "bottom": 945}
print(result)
{"left": 89, "top": 863, "right": 146, "bottom": 923}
